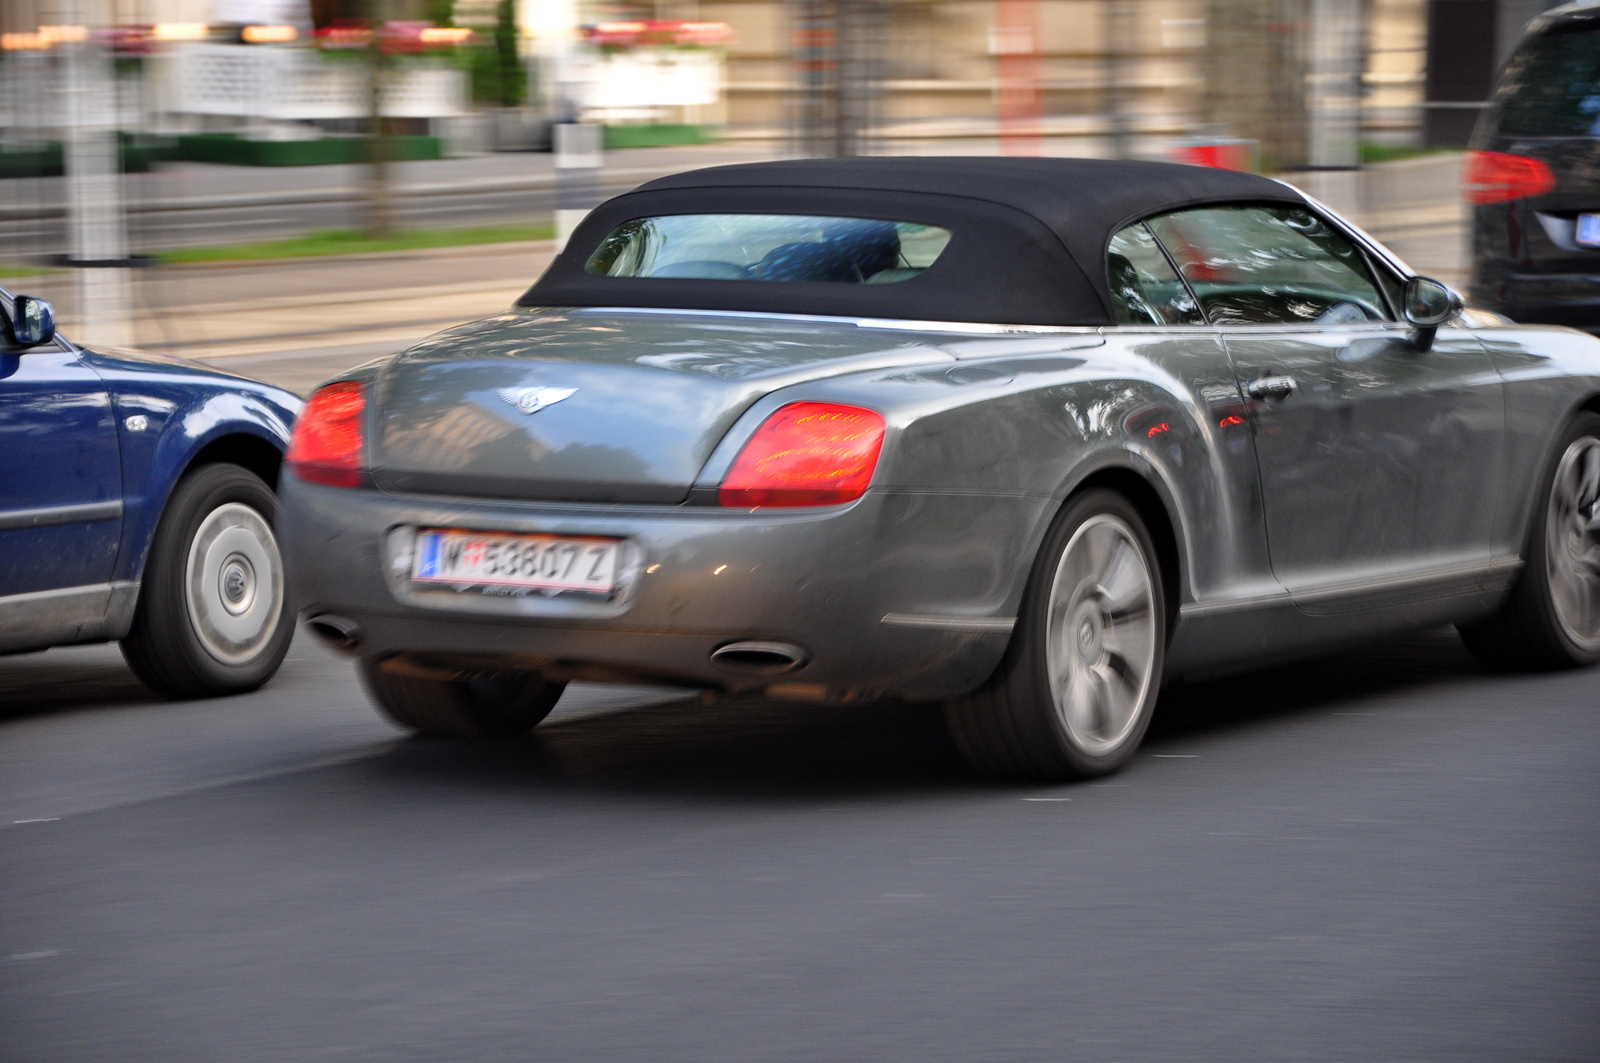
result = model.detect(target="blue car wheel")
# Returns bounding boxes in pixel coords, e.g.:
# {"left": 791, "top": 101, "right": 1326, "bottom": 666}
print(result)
{"left": 121, "top": 463, "right": 294, "bottom": 698}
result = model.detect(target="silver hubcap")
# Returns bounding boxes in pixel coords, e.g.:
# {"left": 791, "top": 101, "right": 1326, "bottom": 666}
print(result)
{"left": 1044, "top": 515, "right": 1157, "bottom": 756}
{"left": 1546, "top": 436, "right": 1600, "bottom": 651}
{"left": 184, "top": 502, "right": 284, "bottom": 666}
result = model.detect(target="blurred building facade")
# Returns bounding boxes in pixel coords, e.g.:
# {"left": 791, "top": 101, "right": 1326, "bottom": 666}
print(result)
{"left": 1420, "top": 0, "right": 1560, "bottom": 146}
{"left": 2, "top": 0, "right": 1568, "bottom": 153}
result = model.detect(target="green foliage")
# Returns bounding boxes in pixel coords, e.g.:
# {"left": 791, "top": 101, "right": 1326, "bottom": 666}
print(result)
{"left": 1359, "top": 142, "right": 1459, "bottom": 165}
{"left": 603, "top": 124, "right": 711, "bottom": 149}
{"left": 469, "top": 0, "right": 526, "bottom": 107}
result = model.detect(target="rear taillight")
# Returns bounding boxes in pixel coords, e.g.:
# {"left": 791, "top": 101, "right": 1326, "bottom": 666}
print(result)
{"left": 1462, "top": 150, "right": 1556, "bottom": 205}
{"left": 287, "top": 381, "right": 366, "bottom": 487}
{"left": 719, "top": 402, "right": 886, "bottom": 508}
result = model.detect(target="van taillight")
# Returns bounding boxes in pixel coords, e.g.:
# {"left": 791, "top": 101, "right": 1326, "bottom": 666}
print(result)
{"left": 719, "top": 402, "right": 886, "bottom": 507}
{"left": 1463, "top": 151, "right": 1556, "bottom": 204}
{"left": 287, "top": 381, "right": 366, "bottom": 487}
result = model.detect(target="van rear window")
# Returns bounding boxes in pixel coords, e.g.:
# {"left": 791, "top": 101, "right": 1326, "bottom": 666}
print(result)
{"left": 1496, "top": 22, "right": 1600, "bottom": 138}
{"left": 585, "top": 215, "right": 952, "bottom": 284}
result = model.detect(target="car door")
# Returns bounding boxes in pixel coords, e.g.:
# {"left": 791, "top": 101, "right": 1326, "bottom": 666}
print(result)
{"left": 1144, "top": 204, "right": 1504, "bottom": 597}
{"left": 0, "top": 294, "right": 123, "bottom": 627}
{"left": 1103, "top": 221, "right": 1278, "bottom": 606}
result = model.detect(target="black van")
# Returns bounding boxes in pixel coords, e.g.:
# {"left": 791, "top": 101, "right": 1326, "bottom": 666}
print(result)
{"left": 1467, "top": 1, "right": 1600, "bottom": 331}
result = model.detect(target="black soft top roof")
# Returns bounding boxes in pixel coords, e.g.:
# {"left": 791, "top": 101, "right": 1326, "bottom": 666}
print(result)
{"left": 519, "top": 156, "right": 1306, "bottom": 326}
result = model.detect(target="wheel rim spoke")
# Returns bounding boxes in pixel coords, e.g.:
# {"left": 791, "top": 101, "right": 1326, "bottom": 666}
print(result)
{"left": 1062, "top": 668, "right": 1097, "bottom": 735}
{"left": 1095, "top": 656, "right": 1138, "bottom": 735}
{"left": 1096, "top": 539, "right": 1146, "bottom": 616}
{"left": 1103, "top": 613, "right": 1153, "bottom": 675}
{"left": 1580, "top": 446, "right": 1600, "bottom": 508}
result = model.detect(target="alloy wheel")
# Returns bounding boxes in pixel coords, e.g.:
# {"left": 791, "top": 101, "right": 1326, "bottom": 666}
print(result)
{"left": 1044, "top": 514, "right": 1158, "bottom": 755}
{"left": 1546, "top": 436, "right": 1600, "bottom": 652}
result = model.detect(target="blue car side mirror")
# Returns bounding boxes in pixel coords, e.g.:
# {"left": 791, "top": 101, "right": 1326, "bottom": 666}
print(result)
{"left": 6, "top": 295, "right": 56, "bottom": 349}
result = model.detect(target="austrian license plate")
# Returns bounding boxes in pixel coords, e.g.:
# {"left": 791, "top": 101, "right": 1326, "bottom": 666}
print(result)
{"left": 1577, "top": 213, "right": 1600, "bottom": 248}
{"left": 412, "top": 529, "right": 621, "bottom": 595}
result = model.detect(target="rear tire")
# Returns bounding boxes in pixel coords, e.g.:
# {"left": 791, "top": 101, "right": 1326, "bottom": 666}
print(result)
{"left": 945, "top": 489, "right": 1166, "bottom": 781}
{"left": 121, "top": 463, "right": 293, "bottom": 698}
{"left": 360, "top": 657, "right": 565, "bottom": 738}
{"left": 1459, "top": 412, "right": 1600, "bottom": 669}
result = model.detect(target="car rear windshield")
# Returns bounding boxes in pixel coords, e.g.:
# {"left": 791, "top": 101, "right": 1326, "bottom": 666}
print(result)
{"left": 1496, "top": 21, "right": 1600, "bottom": 137}
{"left": 584, "top": 214, "right": 953, "bottom": 284}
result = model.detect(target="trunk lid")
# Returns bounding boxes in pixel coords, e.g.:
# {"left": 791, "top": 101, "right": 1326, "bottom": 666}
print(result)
{"left": 371, "top": 308, "right": 956, "bottom": 503}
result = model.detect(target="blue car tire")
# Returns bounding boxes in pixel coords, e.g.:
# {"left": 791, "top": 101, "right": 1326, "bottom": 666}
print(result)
{"left": 121, "top": 463, "right": 294, "bottom": 698}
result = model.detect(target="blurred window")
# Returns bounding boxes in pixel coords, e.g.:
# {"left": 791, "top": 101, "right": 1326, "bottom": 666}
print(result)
{"left": 1496, "top": 22, "right": 1600, "bottom": 137}
{"left": 1145, "top": 205, "right": 1391, "bottom": 325}
{"left": 1106, "top": 223, "right": 1205, "bottom": 325}
{"left": 585, "top": 215, "right": 952, "bottom": 284}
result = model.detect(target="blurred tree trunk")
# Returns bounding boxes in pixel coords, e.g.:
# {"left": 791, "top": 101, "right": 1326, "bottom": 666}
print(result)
{"left": 1203, "top": 0, "right": 1309, "bottom": 171}
{"left": 1103, "top": 0, "right": 1133, "bottom": 158}
{"left": 366, "top": 0, "right": 393, "bottom": 238}
{"left": 791, "top": 0, "right": 881, "bottom": 157}
{"left": 792, "top": 0, "right": 833, "bottom": 156}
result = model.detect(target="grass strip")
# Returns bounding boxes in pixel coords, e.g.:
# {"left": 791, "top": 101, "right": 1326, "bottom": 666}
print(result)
{"left": 157, "top": 223, "right": 555, "bottom": 264}
{"left": 1359, "top": 143, "right": 1461, "bottom": 165}
{"left": 0, "top": 265, "right": 69, "bottom": 281}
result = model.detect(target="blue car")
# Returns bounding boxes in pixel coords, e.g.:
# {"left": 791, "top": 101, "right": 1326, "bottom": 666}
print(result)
{"left": 1, "top": 285, "right": 301, "bottom": 697}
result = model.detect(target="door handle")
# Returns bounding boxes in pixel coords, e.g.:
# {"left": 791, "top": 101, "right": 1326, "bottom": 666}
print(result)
{"left": 1246, "top": 374, "right": 1297, "bottom": 400}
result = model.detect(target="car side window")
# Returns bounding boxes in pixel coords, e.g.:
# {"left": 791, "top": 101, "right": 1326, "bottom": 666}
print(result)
{"left": 1364, "top": 250, "right": 1409, "bottom": 320}
{"left": 1144, "top": 204, "right": 1393, "bottom": 326}
{"left": 1106, "top": 223, "right": 1205, "bottom": 325}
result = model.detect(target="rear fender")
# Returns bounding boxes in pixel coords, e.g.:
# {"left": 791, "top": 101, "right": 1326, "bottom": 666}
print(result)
{"left": 706, "top": 357, "right": 1221, "bottom": 619}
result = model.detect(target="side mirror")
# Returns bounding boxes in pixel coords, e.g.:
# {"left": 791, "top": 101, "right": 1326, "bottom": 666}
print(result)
{"left": 1402, "top": 276, "right": 1462, "bottom": 351}
{"left": 5, "top": 295, "right": 56, "bottom": 349}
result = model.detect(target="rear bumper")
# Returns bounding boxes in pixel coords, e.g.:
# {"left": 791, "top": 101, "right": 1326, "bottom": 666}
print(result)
{"left": 280, "top": 476, "right": 1049, "bottom": 700}
{"left": 1477, "top": 270, "right": 1600, "bottom": 331}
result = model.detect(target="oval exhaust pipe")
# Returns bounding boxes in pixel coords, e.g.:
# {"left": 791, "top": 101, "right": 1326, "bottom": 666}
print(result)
{"left": 709, "top": 640, "right": 808, "bottom": 676}
{"left": 306, "top": 613, "right": 363, "bottom": 652}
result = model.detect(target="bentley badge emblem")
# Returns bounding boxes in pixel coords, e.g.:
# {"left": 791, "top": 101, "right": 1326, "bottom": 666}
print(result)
{"left": 497, "top": 386, "right": 577, "bottom": 415}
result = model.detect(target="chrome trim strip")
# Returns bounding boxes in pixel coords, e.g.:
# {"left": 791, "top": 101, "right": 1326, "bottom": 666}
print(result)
{"left": 0, "top": 500, "right": 122, "bottom": 531}
{"left": 1289, "top": 558, "right": 1522, "bottom": 606}
{"left": 1179, "top": 558, "right": 1523, "bottom": 620}
{"left": 881, "top": 613, "right": 1017, "bottom": 632}
{"left": 563, "top": 305, "right": 1095, "bottom": 336}
{"left": 1179, "top": 593, "right": 1291, "bottom": 619}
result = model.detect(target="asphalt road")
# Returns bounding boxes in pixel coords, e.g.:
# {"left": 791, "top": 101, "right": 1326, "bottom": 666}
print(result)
{"left": 3, "top": 626, "right": 1596, "bottom": 1061}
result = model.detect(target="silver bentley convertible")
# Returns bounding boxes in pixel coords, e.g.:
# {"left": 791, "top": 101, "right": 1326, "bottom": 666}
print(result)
{"left": 279, "top": 157, "right": 1600, "bottom": 780}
